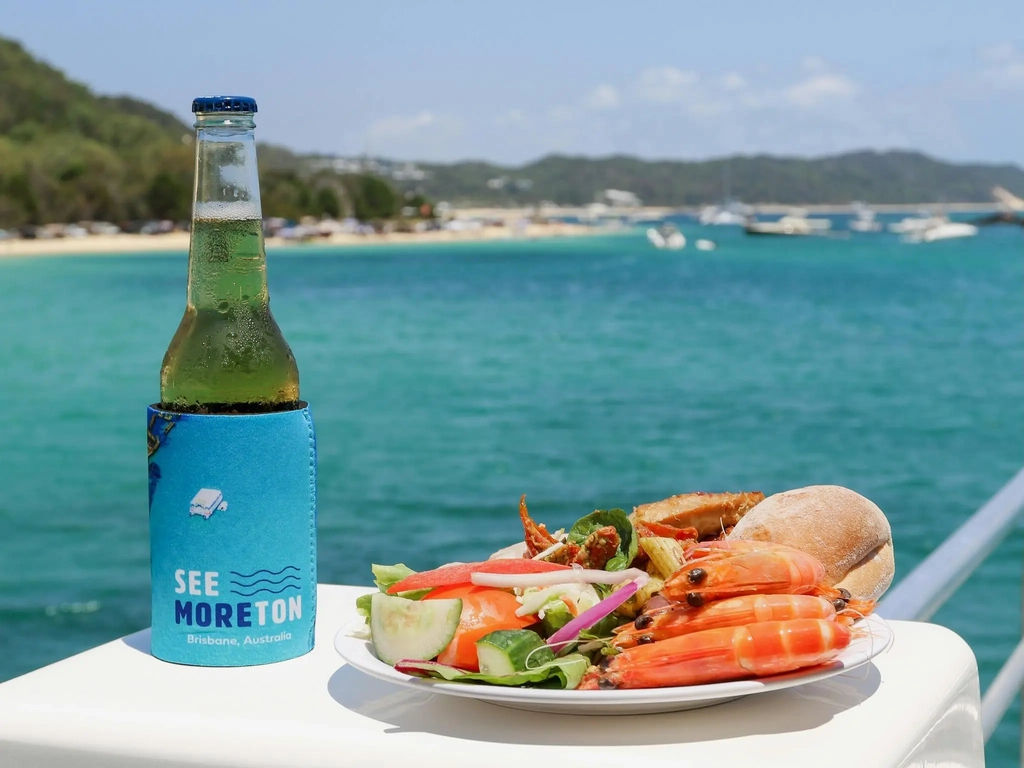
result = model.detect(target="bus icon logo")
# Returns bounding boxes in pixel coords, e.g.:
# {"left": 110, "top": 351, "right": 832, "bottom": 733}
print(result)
{"left": 190, "top": 488, "right": 229, "bottom": 519}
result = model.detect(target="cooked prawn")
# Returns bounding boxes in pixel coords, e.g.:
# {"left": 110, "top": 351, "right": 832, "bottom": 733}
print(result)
{"left": 663, "top": 547, "right": 827, "bottom": 606}
{"left": 580, "top": 618, "right": 852, "bottom": 690}
{"left": 673, "top": 539, "right": 876, "bottom": 617}
{"left": 612, "top": 594, "right": 840, "bottom": 649}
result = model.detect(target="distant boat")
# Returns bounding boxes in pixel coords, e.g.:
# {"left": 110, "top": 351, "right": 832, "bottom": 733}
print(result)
{"left": 647, "top": 223, "right": 685, "bottom": 250}
{"left": 849, "top": 202, "right": 882, "bottom": 233}
{"left": 902, "top": 218, "right": 978, "bottom": 243}
{"left": 888, "top": 211, "right": 943, "bottom": 234}
{"left": 700, "top": 163, "right": 750, "bottom": 226}
{"left": 699, "top": 204, "right": 748, "bottom": 226}
{"left": 992, "top": 185, "right": 1024, "bottom": 212}
{"left": 695, "top": 239, "right": 717, "bottom": 251}
{"left": 744, "top": 210, "right": 832, "bottom": 237}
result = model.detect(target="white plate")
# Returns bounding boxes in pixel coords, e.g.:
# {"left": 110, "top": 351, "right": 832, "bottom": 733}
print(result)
{"left": 334, "top": 613, "right": 894, "bottom": 716}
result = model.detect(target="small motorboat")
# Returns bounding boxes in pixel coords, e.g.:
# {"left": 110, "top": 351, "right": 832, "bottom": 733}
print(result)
{"left": 849, "top": 202, "right": 882, "bottom": 233}
{"left": 888, "top": 211, "right": 943, "bottom": 234}
{"left": 744, "top": 210, "right": 832, "bottom": 237}
{"left": 699, "top": 203, "right": 749, "bottom": 226}
{"left": 902, "top": 218, "right": 979, "bottom": 243}
{"left": 647, "top": 223, "right": 686, "bottom": 250}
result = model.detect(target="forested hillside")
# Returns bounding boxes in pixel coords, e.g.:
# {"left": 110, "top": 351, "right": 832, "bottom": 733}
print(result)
{"left": 0, "top": 37, "right": 405, "bottom": 228}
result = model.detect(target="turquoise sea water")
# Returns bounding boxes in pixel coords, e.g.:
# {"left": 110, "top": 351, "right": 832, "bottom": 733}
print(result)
{"left": 0, "top": 222, "right": 1021, "bottom": 763}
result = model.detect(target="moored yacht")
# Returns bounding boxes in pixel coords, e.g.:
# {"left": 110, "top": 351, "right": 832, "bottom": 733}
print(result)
{"left": 902, "top": 217, "right": 979, "bottom": 243}
{"left": 699, "top": 202, "right": 750, "bottom": 226}
{"left": 744, "top": 209, "right": 832, "bottom": 237}
{"left": 888, "top": 210, "right": 943, "bottom": 234}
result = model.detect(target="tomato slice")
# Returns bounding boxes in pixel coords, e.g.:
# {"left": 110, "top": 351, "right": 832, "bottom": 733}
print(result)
{"left": 386, "top": 559, "right": 570, "bottom": 595}
{"left": 422, "top": 585, "right": 536, "bottom": 671}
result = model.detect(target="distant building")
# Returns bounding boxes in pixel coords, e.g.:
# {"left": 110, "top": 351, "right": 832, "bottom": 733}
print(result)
{"left": 304, "top": 156, "right": 429, "bottom": 182}
{"left": 597, "top": 189, "right": 642, "bottom": 207}
{"left": 391, "top": 163, "right": 427, "bottom": 181}
{"left": 308, "top": 157, "right": 363, "bottom": 174}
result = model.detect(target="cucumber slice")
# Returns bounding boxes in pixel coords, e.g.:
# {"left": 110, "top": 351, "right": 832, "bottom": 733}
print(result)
{"left": 369, "top": 592, "right": 462, "bottom": 666}
{"left": 475, "top": 629, "right": 555, "bottom": 676}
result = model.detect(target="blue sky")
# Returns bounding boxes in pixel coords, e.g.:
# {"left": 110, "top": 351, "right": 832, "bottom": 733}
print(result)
{"left": 3, "top": 0, "right": 1023, "bottom": 166}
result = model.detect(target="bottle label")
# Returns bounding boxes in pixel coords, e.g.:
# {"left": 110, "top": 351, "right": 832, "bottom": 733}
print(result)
{"left": 146, "top": 404, "right": 317, "bottom": 666}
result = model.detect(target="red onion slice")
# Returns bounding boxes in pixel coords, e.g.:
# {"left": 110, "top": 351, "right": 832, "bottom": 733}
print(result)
{"left": 546, "top": 580, "right": 640, "bottom": 650}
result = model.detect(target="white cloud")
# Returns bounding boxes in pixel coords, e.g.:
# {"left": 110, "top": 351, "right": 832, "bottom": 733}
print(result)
{"left": 366, "top": 111, "right": 463, "bottom": 141}
{"left": 584, "top": 84, "right": 621, "bottom": 110}
{"left": 979, "top": 44, "right": 1024, "bottom": 89}
{"left": 719, "top": 72, "right": 747, "bottom": 91}
{"left": 635, "top": 66, "right": 698, "bottom": 103}
{"left": 981, "top": 43, "right": 1016, "bottom": 62}
{"left": 801, "top": 55, "right": 828, "bottom": 72}
{"left": 437, "top": 52, "right": 1015, "bottom": 164}
{"left": 737, "top": 90, "right": 773, "bottom": 110}
{"left": 547, "top": 105, "right": 576, "bottom": 123}
{"left": 494, "top": 108, "right": 527, "bottom": 127}
{"left": 783, "top": 73, "right": 859, "bottom": 108}
{"left": 363, "top": 111, "right": 465, "bottom": 159}
{"left": 687, "top": 100, "right": 729, "bottom": 118}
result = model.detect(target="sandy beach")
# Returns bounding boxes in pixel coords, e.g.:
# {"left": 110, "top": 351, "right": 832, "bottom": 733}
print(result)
{"left": 0, "top": 199, "right": 1004, "bottom": 260}
{"left": 0, "top": 220, "right": 614, "bottom": 260}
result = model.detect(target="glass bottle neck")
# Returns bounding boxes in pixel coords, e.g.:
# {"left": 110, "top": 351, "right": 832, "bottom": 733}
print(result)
{"left": 192, "top": 113, "right": 264, "bottom": 222}
{"left": 187, "top": 113, "right": 268, "bottom": 311}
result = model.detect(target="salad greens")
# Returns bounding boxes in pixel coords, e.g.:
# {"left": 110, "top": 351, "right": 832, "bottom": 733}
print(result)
{"left": 517, "top": 583, "right": 603, "bottom": 635}
{"left": 568, "top": 508, "right": 638, "bottom": 571}
{"left": 351, "top": 504, "right": 648, "bottom": 690}
{"left": 355, "top": 563, "right": 430, "bottom": 619}
{"left": 396, "top": 653, "right": 590, "bottom": 689}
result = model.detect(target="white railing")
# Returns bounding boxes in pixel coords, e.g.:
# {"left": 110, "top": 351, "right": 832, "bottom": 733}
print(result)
{"left": 876, "top": 466, "right": 1024, "bottom": 747}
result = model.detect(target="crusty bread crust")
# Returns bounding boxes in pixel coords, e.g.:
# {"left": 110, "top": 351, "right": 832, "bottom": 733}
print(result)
{"left": 835, "top": 540, "right": 895, "bottom": 602}
{"left": 630, "top": 491, "right": 765, "bottom": 537}
{"left": 727, "top": 485, "right": 894, "bottom": 601}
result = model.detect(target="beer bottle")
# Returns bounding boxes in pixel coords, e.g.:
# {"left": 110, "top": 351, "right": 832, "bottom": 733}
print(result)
{"left": 160, "top": 95, "right": 299, "bottom": 414}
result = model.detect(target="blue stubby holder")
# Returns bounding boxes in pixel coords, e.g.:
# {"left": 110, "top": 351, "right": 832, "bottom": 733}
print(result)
{"left": 146, "top": 403, "right": 317, "bottom": 666}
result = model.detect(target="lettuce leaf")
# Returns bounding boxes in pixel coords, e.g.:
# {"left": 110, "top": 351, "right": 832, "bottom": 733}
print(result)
{"left": 372, "top": 563, "right": 417, "bottom": 591}
{"left": 397, "top": 653, "right": 590, "bottom": 690}
{"left": 568, "top": 508, "right": 638, "bottom": 571}
{"left": 356, "top": 563, "right": 432, "bottom": 619}
{"left": 579, "top": 611, "right": 629, "bottom": 641}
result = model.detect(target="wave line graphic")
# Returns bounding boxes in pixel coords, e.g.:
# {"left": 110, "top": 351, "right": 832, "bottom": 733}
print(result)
{"left": 229, "top": 584, "right": 301, "bottom": 598}
{"left": 229, "top": 565, "right": 300, "bottom": 579}
{"left": 229, "top": 574, "right": 302, "bottom": 589}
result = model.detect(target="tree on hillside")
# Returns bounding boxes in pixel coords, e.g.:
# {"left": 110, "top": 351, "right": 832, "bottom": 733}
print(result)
{"left": 350, "top": 174, "right": 397, "bottom": 221}
{"left": 146, "top": 172, "right": 190, "bottom": 221}
{"left": 315, "top": 187, "right": 341, "bottom": 219}
{"left": 0, "top": 35, "right": 415, "bottom": 228}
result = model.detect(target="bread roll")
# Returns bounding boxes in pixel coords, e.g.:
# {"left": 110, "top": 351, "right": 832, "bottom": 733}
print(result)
{"left": 631, "top": 491, "right": 764, "bottom": 537}
{"left": 726, "top": 485, "right": 895, "bottom": 601}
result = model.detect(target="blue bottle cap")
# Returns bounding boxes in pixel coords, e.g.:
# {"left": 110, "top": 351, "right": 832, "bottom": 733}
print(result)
{"left": 191, "top": 96, "right": 258, "bottom": 114}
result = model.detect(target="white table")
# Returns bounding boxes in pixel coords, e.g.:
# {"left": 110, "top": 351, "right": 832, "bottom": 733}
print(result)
{"left": 0, "top": 584, "right": 985, "bottom": 768}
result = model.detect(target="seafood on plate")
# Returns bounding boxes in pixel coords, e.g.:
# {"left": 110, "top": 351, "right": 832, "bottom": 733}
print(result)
{"left": 581, "top": 618, "right": 853, "bottom": 690}
{"left": 610, "top": 594, "right": 845, "bottom": 650}
{"left": 350, "top": 488, "right": 890, "bottom": 692}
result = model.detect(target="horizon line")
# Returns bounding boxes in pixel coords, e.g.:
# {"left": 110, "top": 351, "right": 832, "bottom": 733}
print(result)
{"left": 265, "top": 145, "right": 1024, "bottom": 172}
